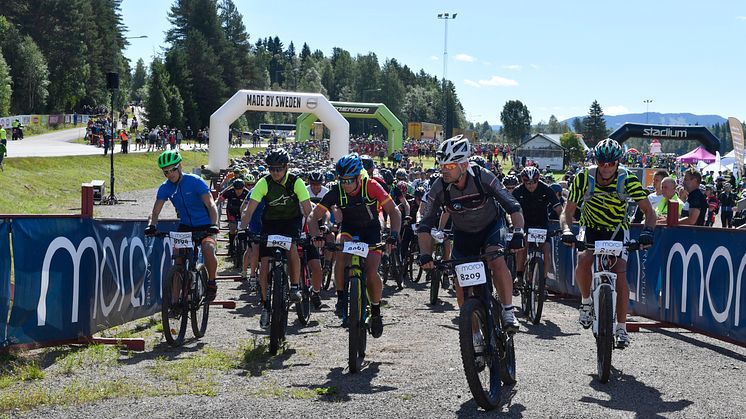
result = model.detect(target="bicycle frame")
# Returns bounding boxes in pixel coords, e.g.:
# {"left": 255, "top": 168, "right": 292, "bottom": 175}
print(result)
{"left": 591, "top": 253, "right": 618, "bottom": 336}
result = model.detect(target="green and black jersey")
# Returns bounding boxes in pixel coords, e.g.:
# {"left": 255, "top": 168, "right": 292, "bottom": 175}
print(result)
{"left": 567, "top": 167, "right": 648, "bottom": 231}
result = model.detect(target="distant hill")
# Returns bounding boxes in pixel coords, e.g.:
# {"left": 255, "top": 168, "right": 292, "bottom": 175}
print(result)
{"left": 561, "top": 113, "right": 727, "bottom": 131}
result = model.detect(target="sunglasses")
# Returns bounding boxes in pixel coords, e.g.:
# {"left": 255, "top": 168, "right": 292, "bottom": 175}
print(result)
{"left": 598, "top": 161, "right": 618, "bottom": 168}
{"left": 523, "top": 180, "right": 537, "bottom": 185}
{"left": 440, "top": 163, "right": 459, "bottom": 171}
{"left": 339, "top": 177, "right": 357, "bottom": 185}
{"left": 268, "top": 166, "right": 286, "bottom": 172}
{"left": 162, "top": 166, "right": 179, "bottom": 175}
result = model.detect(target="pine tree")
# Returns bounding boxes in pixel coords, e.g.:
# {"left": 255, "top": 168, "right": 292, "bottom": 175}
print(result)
{"left": 145, "top": 58, "right": 172, "bottom": 128}
{"left": 0, "top": 51, "right": 11, "bottom": 116}
{"left": 500, "top": 100, "right": 532, "bottom": 143}
{"left": 583, "top": 100, "right": 608, "bottom": 145}
{"left": 130, "top": 59, "right": 147, "bottom": 102}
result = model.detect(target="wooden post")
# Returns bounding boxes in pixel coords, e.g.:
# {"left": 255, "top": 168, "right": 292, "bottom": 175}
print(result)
{"left": 666, "top": 201, "right": 679, "bottom": 226}
{"left": 81, "top": 183, "right": 93, "bottom": 218}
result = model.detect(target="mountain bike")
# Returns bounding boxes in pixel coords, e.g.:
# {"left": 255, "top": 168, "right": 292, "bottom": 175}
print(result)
{"left": 436, "top": 248, "right": 516, "bottom": 410}
{"left": 152, "top": 230, "right": 210, "bottom": 347}
{"left": 250, "top": 233, "right": 309, "bottom": 355}
{"left": 328, "top": 240, "right": 386, "bottom": 373}
{"left": 381, "top": 229, "right": 404, "bottom": 290}
{"left": 427, "top": 229, "right": 452, "bottom": 306}
{"left": 577, "top": 239, "right": 639, "bottom": 383}
{"left": 518, "top": 229, "right": 560, "bottom": 324}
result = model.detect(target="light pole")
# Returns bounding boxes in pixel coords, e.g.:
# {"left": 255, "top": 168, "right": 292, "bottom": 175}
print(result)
{"left": 644, "top": 99, "right": 653, "bottom": 124}
{"left": 437, "top": 12, "right": 457, "bottom": 140}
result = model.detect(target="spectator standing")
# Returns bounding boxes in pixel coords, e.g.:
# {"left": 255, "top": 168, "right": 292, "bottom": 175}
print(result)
{"left": 679, "top": 168, "right": 708, "bottom": 226}
{"left": 719, "top": 183, "right": 737, "bottom": 228}
{"left": 118, "top": 129, "right": 129, "bottom": 154}
{"left": 0, "top": 122, "right": 6, "bottom": 147}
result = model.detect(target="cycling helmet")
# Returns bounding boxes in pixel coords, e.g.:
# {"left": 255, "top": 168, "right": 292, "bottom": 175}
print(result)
{"left": 397, "top": 181, "right": 408, "bottom": 194}
{"left": 245, "top": 174, "right": 256, "bottom": 184}
{"left": 395, "top": 168, "right": 408, "bottom": 180}
{"left": 309, "top": 171, "right": 324, "bottom": 183}
{"left": 549, "top": 183, "right": 563, "bottom": 195}
{"left": 520, "top": 166, "right": 541, "bottom": 182}
{"left": 428, "top": 173, "right": 441, "bottom": 188}
{"left": 157, "top": 150, "right": 182, "bottom": 168}
{"left": 436, "top": 135, "right": 471, "bottom": 164}
{"left": 265, "top": 148, "right": 289, "bottom": 165}
{"left": 233, "top": 179, "right": 245, "bottom": 188}
{"left": 414, "top": 187, "right": 426, "bottom": 199}
{"left": 360, "top": 155, "right": 375, "bottom": 172}
{"left": 594, "top": 139, "right": 624, "bottom": 163}
{"left": 324, "top": 171, "right": 335, "bottom": 182}
{"left": 257, "top": 165, "right": 265, "bottom": 172}
{"left": 469, "top": 155, "right": 487, "bottom": 168}
{"left": 503, "top": 175, "right": 519, "bottom": 188}
{"left": 336, "top": 153, "right": 363, "bottom": 178}
{"left": 381, "top": 169, "right": 395, "bottom": 186}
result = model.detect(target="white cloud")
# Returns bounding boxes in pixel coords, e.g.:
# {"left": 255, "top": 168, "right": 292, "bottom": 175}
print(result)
{"left": 464, "top": 79, "right": 480, "bottom": 88}
{"left": 604, "top": 105, "right": 630, "bottom": 115}
{"left": 737, "top": 16, "right": 746, "bottom": 20}
{"left": 429, "top": 55, "right": 439, "bottom": 61}
{"left": 455, "top": 53, "right": 476, "bottom": 62}
{"left": 530, "top": 64, "right": 540, "bottom": 69}
{"left": 478, "top": 75, "right": 518, "bottom": 87}
{"left": 502, "top": 64, "right": 522, "bottom": 70}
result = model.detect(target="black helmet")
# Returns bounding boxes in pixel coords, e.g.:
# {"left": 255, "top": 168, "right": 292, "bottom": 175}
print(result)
{"left": 232, "top": 178, "right": 245, "bottom": 188}
{"left": 503, "top": 175, "right": 519, "bottom": 188}
{"left": 265, "top": 148, "right": 289, "bottom": 165}
{"left": 469, "top": 155, "right": 487, "bottom": 168}
{"left": 360, "top": 155, "right": 375, "bottom": 172}
{"left": 414, "top": 187, "right": 426, "bottom": 199}
{"left": 309, "top": 171, "right": 324, "bottom": 183}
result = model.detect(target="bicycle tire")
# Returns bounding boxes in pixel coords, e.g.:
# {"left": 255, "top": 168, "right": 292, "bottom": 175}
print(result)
{"left": 162, "top": 267, "right": 189, "bottom": 347}
{"left": 528, "top": 257, "right": 545, "bottom": 324}
{"left": 380, "top": 255, "right": 390, "bottom": 286}
{"left": 596, "top": 285, "right": 614, "bottom": 383}
{"left": 348, "top": 276, "right": 366, "bottom": 373}
{"left": 296, "top": 260, "right": 311, "bottom": 326}
{"left": 322, "top": 260, "right": 333, "bottom": 290}
{"left": 233, "top": 237, "right": 244, "bottom": 269}
{"left": 392, "top": 251, "right": 403, "bottom": 290}
{"left": 269, "top": 267, "right": 287, "bottom": 355}
{"left": 429, "top": 269, "right": 440, "bottom": 306}
{"left": 459, "top": 298, "right": 501, "bottom": 410}
{"left": 190, "top": 264, "right": 210, "bottom": 338}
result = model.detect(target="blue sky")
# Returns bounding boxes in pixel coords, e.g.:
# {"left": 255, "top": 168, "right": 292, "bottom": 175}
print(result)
{"left": 122, "top": 0, "right": 746, "bottom": 125}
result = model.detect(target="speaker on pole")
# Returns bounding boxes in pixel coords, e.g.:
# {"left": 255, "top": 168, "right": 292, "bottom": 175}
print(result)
{"left": 106, "top": 72, "right": 119, "bottom": 90}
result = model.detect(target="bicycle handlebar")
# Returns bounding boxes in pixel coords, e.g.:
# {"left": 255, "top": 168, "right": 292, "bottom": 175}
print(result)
{"left": 433, "top": 248, "right": 506, "bottom": 269}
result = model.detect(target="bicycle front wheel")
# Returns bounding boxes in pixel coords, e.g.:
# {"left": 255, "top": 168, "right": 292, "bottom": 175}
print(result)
{"left": 348, "top": 276, "right": 366, "bottom": 373}
{"left": 528, "top": 257, "right": 545, "bottom": 325}
{"left": 596, "top": 285, "right": 614, "bottom": 383}
{"left": 190, "top": 264, "right": 210, "bottom": 338}
{"left": 459, "top": 298, "right": 501, "bottom": 410}
{"left": 429, "top": 269, "right": 440, "bottom": 306}
{"left": 296, "top": 260, "right": 311, "bottom": 326}
{"left": 162, "top": 266, "right": 189, "bottom": 347}
{"left": 269, "top": 267, "right": 287, "bottom": 355}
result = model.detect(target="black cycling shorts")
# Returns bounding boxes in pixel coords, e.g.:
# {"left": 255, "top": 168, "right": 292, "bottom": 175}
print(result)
{"left": 259, "top": 218, "right": 302, "bottom": 258}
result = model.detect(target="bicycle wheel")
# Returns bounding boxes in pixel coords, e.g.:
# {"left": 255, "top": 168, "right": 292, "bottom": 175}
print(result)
{"left": 391, "top": 251, "right": 403, "bottom": 290}
{"left": 269, "top": 267, "right": 287, "bottom": 355}
{"left": 348, "top": 276, "right": 366, "bottom": 373}
{"left": 233, "top": 237, "right": 244, "bottom": 269}
{"left": 162, "top": 267, "right": 189, "bottom": 347}
{"left": 429, "top": 269, "right": 440, "bottom": 306}
{"left": 190, "top": 265, "right": 210, "bottom": 338}
{"left": 296, "top": 260, "right": 311, "bottom": 326}
{"left": 380, "top": 254, "right": 390, "bottom": 286}
{"left": 528, "top": 257, "right": 545, "bottom": 325}
{"left": 459, "top": 298, "right": 501, "bottom": 410}
{"left": 322, "top": 259, "right": 333, "bottom": 290}
{"left": 596, "top": 285, "right": 614, "bottom": 383}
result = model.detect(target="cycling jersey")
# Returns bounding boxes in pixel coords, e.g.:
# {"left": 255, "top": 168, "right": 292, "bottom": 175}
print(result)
{"left": 318, "top": 177, "right": 391, "bottom": 228}
{"left": 250, "top": 172, "right": 310, "bottom": 221}
{"left": 307, "top": 185, "right": 329, "bottom": 204}
{"left": 512, "top": 181, "right": 561, "bottom": 228}
{"left": 220, "top": 187, "right": 249, "bottom": 218}
{"left": 567, "top": 166, "right": 648, "bottom": 231}
{"left": 156, "top": 173, "right": 212, "bottom": 227}
{"left": 419, "top": 165, "right": 521, "bottom": 234}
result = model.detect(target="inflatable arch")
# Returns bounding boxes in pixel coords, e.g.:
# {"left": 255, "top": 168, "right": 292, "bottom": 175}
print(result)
{"left": 208, "top": 90, "right": 349, "bottom": 170}
{"left": 609, "top": 123, "right": 721, "bottom": 155}
{"left": 296, "top": 102, "right": 403, "bottom": 156}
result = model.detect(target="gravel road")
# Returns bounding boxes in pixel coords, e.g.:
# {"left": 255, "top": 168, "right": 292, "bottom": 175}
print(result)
{"left": 8, "top": 188, "right": 745, "bottom": 418}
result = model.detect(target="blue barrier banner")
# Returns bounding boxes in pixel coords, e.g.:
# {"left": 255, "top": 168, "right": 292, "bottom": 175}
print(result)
{"left": 0, "top": 220, "right": 10, "bottom": 344}
{"left": 7, "top": 218, "right": 177, "bottom": 346}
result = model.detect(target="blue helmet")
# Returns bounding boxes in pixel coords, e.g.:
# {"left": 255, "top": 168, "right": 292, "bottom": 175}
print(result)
{"left": 335, "top": 153, "right": 363, "bottom": 178}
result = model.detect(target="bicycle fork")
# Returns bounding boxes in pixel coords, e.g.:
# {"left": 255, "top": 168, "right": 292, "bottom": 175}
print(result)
{"left": 591, "top": 272, "right": 617, "bottom": 336}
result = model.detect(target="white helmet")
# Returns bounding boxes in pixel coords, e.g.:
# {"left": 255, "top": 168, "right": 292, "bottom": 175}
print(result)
{"left": 436, "top": 135, "right": 471, "bottom": 164}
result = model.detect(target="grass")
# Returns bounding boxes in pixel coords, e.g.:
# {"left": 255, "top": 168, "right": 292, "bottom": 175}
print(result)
{"left": 56, "top": 344, "right": 120, "bottom": 375}
{"left": 0, "top": 354, "right": 45, "bottom": 389}
{"left": 22, "top": 123, "right": 80, "bottom": 137}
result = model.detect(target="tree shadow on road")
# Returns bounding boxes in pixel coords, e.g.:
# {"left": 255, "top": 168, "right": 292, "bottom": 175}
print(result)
{"left": 455, "top": 386, "right": 525, "bottom": 418}
{"left": 580, "top": 368, "right": 693, "bottom": 417}
{"left": 296, "top": 361, "right": 397, "bottom": 402}
{"left": 651, "top": 329, "right": 746, "bottom": 363}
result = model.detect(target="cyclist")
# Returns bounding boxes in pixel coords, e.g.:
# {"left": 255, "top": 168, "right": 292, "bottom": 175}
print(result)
{"left": 308, "top": 153, "right": 402, "bottom": 338}
{"left": 145, "top": 150, "right": 220, "bottom": 301}
{"left": 418, "top": 135, "right": 525, "bottom": 331}
{"left": 306, "top": 170, "right": 332, "bottom": 310}
{"left": 511, "top": 166, "right": 562, "bottom": 293}
{"left": 560, "top": 139, "right": 655, "bottom": 348}
{"left": 240, "top": 174, "right": 262, "bottom": 288}
{"left": 218, "top": 178, "right": 249, "bottom": 258}
{"left": 240, "top": 148, "right": 313, "bottom": 329}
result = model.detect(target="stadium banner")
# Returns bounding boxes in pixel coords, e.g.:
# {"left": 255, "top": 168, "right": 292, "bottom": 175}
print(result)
{"left": 5, "top": 217, "right": 178, "bottom": 346}
{"left": 728, "top": 117, "right": 744, "bottom": 179}
{"left": 0, "top": 221, "right": 11, "bottom": 344}
{"left": 547, "top": 222, "right": 746, "bottom": 345}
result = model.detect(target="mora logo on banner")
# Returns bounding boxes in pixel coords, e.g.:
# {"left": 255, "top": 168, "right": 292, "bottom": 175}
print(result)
{"left": 6, "top": 218, "right": 176, "bottom": 345}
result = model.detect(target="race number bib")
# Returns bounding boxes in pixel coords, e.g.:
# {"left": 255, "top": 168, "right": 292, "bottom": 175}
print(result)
{"left": 594, "top": 240, "right": 623, "bottom": 256}
{"left": 169, "top": 232, "right": 193, "bottom": 249}
{"left": 343, "top": 241, "right": 369, "bottom": 258}
{"left": 411, "top": 223, "right": 418, "bottom": 232}
{"left": 455, "top": 262, "right": 487, "bottom": 287}
{"left": 527, "top": 228, "right": 548, "bottom": 244}
{"left": 431, "top": 228, "right": 445, "bottom": 243}
{"left": 267, "top": 234, "right": 292, "bottom": 250}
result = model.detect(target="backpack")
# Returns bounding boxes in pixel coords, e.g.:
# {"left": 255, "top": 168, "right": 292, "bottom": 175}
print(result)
{"left": 582, "top": 166, "right": 630, "bottom": 203}
{"left": 338, "top": 176, "right": 378, "bottom": 208}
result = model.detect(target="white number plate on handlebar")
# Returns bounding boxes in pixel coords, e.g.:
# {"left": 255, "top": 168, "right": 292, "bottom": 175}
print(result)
{"left": 431, "top": 228, "right": 445, "bottom": 243}
{"left": 343, "top": 241, "right": 369, "bottom": 258}
{"left": 594, "top": 240, "right": 623, "bottom": 256}
{"left": 169, "top": 232, "right": 193, "bottom": 249}
{"left": 527, "top": 228, "right": 547, "bottom": 244}
{"left": 267, "top": 234, "right": 292, "bottom": 250}
{"left": 455, "top": 262, "right": 487, "bottom": 287}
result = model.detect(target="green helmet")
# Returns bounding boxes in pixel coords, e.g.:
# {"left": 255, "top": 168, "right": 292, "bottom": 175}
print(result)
{"left": 158, "top": 150, "right": 182, "bottom": 168}
{"left": 594, "top": 139, "right": 624, "bottom": 163}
